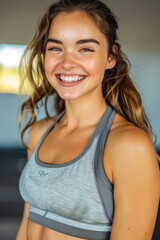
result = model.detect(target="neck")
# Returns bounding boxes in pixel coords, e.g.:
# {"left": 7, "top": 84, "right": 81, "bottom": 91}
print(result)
{"left": 61, "top": 94, "right": 107, "bottom": 129}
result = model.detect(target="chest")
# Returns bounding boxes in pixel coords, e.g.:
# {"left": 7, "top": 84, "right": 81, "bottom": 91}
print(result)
{"left": 38, "top": 124, "right": 96, "bottom": 165}
{"left": 20, "top": 136, "right": 108, "bottom": 224}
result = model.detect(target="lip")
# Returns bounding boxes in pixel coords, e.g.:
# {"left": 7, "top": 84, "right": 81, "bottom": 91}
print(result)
{"left": 55, "top": 74, "right": 87, "bottom": 87}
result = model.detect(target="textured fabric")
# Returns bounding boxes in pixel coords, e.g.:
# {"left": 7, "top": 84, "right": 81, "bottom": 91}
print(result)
{"left": 19, "top": 105, "right": 116, "bottom": 239}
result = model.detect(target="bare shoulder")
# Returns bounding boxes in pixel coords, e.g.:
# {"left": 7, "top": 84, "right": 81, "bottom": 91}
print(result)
{"left": 27, "top": 116, "right": 57, "bottom": 158}
{"left": 105, "top": 114, "right": 159, "bottom": 239}
{"left": 105, "top": 113, "right": 159, "bottom": 183}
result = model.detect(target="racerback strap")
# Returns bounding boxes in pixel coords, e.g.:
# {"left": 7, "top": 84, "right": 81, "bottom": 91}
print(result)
{"left": 94, "top": 105, "right": 160, "bottom": 240}
{"left": 94, "top": 105, "right": 116, "bottom": 223}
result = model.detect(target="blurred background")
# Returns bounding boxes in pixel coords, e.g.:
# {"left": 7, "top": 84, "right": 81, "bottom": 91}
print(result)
{"left": 0, "top": 0, "right": 160, "bottom": 239}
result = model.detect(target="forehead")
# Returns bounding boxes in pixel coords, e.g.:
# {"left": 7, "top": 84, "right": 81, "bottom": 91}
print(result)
{"left": 48, "top": 10, "right": 105, "bottom": 40}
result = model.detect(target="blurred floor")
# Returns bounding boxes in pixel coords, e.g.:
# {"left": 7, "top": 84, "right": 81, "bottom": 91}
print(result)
{"left": 0, "top": 217, "right": 21, "bottom": 240}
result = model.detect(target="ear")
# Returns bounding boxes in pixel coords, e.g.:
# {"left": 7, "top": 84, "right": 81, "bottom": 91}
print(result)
{"left": 105, "top": 54, "right": 116, "bottom": 70}
{"left": 105, "top": 44, "right": 117, "bottom": 70}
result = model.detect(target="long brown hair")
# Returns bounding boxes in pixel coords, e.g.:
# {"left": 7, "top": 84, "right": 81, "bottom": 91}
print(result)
{"left": 19, "top": 0, "right": 152, "bottom": 146}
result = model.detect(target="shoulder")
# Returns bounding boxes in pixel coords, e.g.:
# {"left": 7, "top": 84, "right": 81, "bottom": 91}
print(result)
{"left": 27, "top": 116, "right": 57, "bottom": 158}
{"left": 105, "top": 114, "right": 160, "bottom": 239}
{"left": 28, "top": 117, "right": 54, "bottom": 147}
{"left": 104, "top": 113, "right": 158, "bottom": 183}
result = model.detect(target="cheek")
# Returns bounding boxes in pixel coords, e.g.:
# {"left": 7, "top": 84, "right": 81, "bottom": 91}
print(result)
{"left": 44, "top": 57, "right": 58, "bottom": 78}
{"left": 44, "top": 56, "right": 50, "bottom": 74}
{"left": 82, "top": 58, "right": 99, "bottom": 72}
{"left": 84, "top": 57, "right": 106, "bottom": 76}
{"left": 44, "top": 57, "right": 55, "bottom": 86}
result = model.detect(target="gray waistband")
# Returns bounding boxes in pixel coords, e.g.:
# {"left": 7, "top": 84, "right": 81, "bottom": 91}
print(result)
{"left": 29, "top": 207, "right": 111, "bottom": 240}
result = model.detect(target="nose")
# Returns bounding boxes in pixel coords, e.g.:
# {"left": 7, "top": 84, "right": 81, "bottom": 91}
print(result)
{"left": 61, "top": 51, "right": 77, "bottom": 70}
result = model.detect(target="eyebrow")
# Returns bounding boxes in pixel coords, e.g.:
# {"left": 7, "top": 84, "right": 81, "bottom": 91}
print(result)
{"left": 47, "top": 38, "right": 100, "bottom": 45}
{"left": 47, "top": 39, "right": 62, "bottom": 44}
{"left": 76, "top": 39, "right": 100, "bottom": 45}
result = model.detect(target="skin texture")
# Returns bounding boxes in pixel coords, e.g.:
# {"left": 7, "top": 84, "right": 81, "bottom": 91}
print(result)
{"left": 16, "top": 10, "right": 160, "bottom": 240}
{"left": 44, "top": 11, "right": 115, "bottom": 101}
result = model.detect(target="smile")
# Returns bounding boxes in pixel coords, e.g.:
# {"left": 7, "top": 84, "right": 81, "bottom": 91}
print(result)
{"left": 58, "top": 74, "right": 86, "bottom": 82}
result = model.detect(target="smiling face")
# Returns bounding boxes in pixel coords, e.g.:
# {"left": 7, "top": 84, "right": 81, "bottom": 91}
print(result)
{"left": 44, "top": 11, "right": 116, "bottom": 101}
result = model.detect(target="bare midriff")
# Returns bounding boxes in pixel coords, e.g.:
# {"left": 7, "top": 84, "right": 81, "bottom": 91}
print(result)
{"left": 27, "top": 221, "right": 87, "bottom": 240}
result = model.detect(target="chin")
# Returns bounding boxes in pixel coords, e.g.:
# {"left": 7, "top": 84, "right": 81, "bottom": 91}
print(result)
{"left": 59, "top": 92, "right": 80, "bottom": 100}
{"left": 61, "top": 96, "right": 79, "bottom": 101}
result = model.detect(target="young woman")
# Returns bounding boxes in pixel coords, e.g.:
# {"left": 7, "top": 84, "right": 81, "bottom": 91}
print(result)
{"left": 16, "top": 0, "right": 160, "bottom": 239}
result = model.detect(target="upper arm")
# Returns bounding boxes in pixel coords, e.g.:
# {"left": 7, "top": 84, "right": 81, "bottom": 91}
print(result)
{"left": 16, "top": 117, "right": 54, "bottom": 239}
{"left": 16, "top": 123, "right": 39, "bottom": 240}
{"left": 106, "top": 128, "right": 160, "bottom": 240}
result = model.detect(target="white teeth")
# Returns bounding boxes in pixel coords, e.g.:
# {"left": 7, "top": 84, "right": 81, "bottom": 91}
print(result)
{"left": 59, "top": 75, "right": 84, "bottom": 82}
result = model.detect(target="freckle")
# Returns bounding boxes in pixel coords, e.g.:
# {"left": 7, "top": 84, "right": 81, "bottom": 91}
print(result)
{"left": 127, "top": 228, "right": 130, "bottom": 230}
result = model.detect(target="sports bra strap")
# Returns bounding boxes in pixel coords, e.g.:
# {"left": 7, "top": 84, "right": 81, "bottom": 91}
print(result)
{"left": 94, "top": 107, "right": 160, "bottom": 240}
{"left": 94, "top": 105, "right": 116, "bottom": 223}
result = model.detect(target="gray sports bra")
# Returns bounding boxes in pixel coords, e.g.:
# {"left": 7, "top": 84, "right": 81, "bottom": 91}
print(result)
{"left": 19, "top": 105, "right": 116, "bottom": 240}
